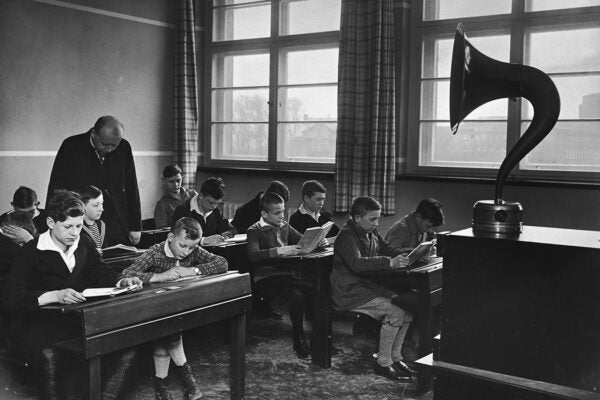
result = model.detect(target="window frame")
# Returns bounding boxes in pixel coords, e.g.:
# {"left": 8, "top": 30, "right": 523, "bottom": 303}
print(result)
{"left": 203, "top": 0, "right": 340, "bottom": 172}
{"left": 407, "top": 0, "right": 600, "bottom": 183}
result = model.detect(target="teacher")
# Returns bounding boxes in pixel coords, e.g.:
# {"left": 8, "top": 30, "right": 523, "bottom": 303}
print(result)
{"left": 47, "top": 116, "right": 141, "bottom": 245}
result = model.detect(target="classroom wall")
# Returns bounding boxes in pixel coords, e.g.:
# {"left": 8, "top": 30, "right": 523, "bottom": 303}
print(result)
{"left": 197, "top": 170, "right": 600, "bottom": 235}
{"left": 0, "top": 0, "right": 175, "bottom": 218}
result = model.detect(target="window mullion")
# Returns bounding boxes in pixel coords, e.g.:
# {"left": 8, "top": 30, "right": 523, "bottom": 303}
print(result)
{"left": 268, "top": 0, "right": 279, "bottom": 167}
{"left": 507, "top": 19, "right": 524, "bottom": 177}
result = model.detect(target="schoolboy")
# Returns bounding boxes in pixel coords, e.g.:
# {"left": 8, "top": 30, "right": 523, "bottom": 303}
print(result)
{"left": 289, "top": 180, "right": 340, "bottom": 238}
{"left": 78, "top": 185, "right": 106, "bottom": 249}
{"left": 231, "top": 180, "right": 290, "bottom": 234}
{"left": 172, "top": 177, "right": 236, "bottom": 246}
{"left": 154, "top": 164, "right": 198, "bottom": 228}
{"left": 122, "top": 217, "right": 227, "bottom": 400}
{"left": 247, "top": 192, "right": 326, "bottom": 359}
{"left": 0, "top": 186, "right": 47, "bottom": 235}
{"left": 385, "top": 198, "right": 444, "bottom": 252}
{"left": 2, "top": 191, "right": 142, "bottom": 400}
{"left": 331, "top": 196, "right": 416, "bottom": 381}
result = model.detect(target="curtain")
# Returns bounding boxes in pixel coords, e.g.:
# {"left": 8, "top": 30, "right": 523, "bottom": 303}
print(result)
{"left": 334, "top": 0, "right": 396, "bottom": 214}
{"left": 174, "top": 0, "right": 198, "bottom": 189}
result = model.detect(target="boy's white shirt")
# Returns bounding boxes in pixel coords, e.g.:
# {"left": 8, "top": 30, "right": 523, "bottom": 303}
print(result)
{"left": 37, "top": 231, "right": 79, "bottom": 272}
{"left": 299, "top": 203, "right": 320, "bottom": 222}
{"left": 190, "top": 194, "right": 213, "bottom": 219}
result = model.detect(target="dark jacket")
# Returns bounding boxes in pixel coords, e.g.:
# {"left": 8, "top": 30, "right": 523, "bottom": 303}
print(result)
{"left": 47, "top": 132, "right": 141, "bottom": 232}
{"left": 331, "top": 220, "right": 401, "bottom": 310}
{"left": 289, "top": 209, "right": 340, "bottom": 237}
{"left": 0, "top": 235, "right": 20, "bottom": 297}
{"left": 231, "top": 192, "right": 263, "bottom": 234}
{"left": 385, "top": 212, "right": 434, "bottom": 252}
{"left": 172, "top": 199, "right": 236, "bottom": 237}
{"left": 246, "top": 220, "right": 302, "bottom": 264}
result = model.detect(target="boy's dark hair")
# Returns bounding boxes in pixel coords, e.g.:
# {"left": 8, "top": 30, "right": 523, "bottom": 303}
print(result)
{"left": 200, "top": 177, "right": 226, "bottom": 200}
{"left": 265, "top": 181, "right": 290, "bottom": 202}
{"left": 2, "top": 211, "right": 37, "bottom": 236}
{"left": 301, "top": 180, "right": 326, "bottom": 199}
{"left": 11, "top": 186, "right": 38, "bottom": 209}
{"left": 260, "top": 192, "right": 285, "bottom": 213}
{"left": 350, "top": 196, "right": 381, "bottom": 219}
{"left": 172, "top": 217, "right": 202, "bottom": 240}
{"left": 46, "top": 190, "right": 85, "bottom": 223}
{"left": 416, "top": 198, "right": 444, "bottom": 227}
{"left": 77, "top": 185, "right": 102, "bottom": 204}
{"left": 162, "top": 164, "right": 183, "bottom": 179}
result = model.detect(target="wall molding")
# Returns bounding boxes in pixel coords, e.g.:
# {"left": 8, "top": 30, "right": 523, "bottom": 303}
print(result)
{"left": 31, "top": 0, "right": 204, "bottom": 31}
{"left": 0, "top": 151, "right": 173, "bottom": 157}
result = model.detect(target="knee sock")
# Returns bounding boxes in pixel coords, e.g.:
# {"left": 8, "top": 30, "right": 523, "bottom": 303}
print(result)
{"left": 153, "top": 345, "right": 171, "bottom": 378}
{"left": 378, "top": 322, "right": 400, "bottom": 367}
{"left": 165, "top": 336, "right": 187, "bottom": 367}
{"left": 392, "top": 322, "right": 411, "bottom": 363}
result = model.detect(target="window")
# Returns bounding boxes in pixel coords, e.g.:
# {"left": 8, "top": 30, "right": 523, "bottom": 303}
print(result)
{"left": 410, "top": 1, "right": 600, "bottom": 181}
{"left": 208, "top": 0, "right": 341, "bottom": 169}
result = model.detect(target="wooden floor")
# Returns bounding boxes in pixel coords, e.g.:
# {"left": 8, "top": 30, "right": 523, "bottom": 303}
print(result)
{"left": 1, "top": 301, "right": 432, "bottom": 400}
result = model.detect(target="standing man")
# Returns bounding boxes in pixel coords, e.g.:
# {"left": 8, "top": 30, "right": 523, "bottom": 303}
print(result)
{"left": 47, "top": 116, "right": 141, "bottom": 246}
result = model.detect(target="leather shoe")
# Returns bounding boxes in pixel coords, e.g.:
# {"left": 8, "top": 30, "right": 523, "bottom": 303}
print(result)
{"left": 293, "top": 336, "right": 311, "bottom": 359}
{"left": 254, "top": 308, "right": 283, "bottom": 320}
{"left": 393, "top": 360, "right": 418, "bottom": 376}
{"left": 374, "top": 363, "right": 412, "bottom": 382}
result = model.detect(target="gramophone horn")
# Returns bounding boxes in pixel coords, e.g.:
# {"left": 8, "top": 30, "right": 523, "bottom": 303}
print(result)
{"left": 450, "top": 23, "right": 560, "bottom": 233}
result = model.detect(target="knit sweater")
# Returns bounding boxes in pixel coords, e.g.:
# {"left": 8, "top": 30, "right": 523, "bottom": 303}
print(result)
{"left": 172, "top": 199, "right": 236, "bottom": 237}
{"left": 121, "top": 241, "right": 228, "bottom": 284}
{"left": 385, "top": 212, "right": 434, "bottom": 251}
{"left": 246, "top": 220, "right": 302, "bottom": 264}
{"left": 331, "top": 219, "right": 402, "bottom": 310}
{"left": 289, "top": 209, "right": 340, "bottom": 237}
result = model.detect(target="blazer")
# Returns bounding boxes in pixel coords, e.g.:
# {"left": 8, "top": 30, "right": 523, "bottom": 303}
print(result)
{"left": 172, "top": 199, "right": 236, "bottom": 237}
{"left": 47, "top": 132, "right": 141, "bottom": 232}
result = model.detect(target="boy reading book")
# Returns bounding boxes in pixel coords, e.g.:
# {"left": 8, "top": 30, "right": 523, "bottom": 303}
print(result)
{"left": 289, "top": 180, "right": 340, "bottom": 239}
{"left": 154, "top": 164, "right": 198, "bottom": 228}
{"left": 385, "top": 198, "right": 444, "bottom": 253}
{"left": 77, "top": 185, "right": 106, "bottom": 249}
{"left": 122, "top": 217, "right": 227, "bottom": 400}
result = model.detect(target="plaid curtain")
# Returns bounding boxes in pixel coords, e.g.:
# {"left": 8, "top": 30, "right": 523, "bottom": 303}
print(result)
{"left": 334, "top": 0, "right": 396, "bottom": 214}
{"left": 174, "top": 0, "right": 198, "bottom": 189}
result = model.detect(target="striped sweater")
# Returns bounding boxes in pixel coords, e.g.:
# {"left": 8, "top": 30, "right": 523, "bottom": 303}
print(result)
{"left": 121, "top": 241, "right": 228, "bottom": 284}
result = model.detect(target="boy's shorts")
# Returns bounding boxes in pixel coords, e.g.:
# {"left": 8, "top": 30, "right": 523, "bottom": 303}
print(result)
{"left": 352, "top": 296, "right": 413, "bottom": 327}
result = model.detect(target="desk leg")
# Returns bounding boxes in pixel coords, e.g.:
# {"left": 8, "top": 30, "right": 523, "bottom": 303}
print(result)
{"left": 230, "top": 313, "right": 246, "bottom": 400}
{"left": 84, "top": 357, "right": 101, "bottom": 400}
{"left": 416, "top": 282, "right": 434, "bottom": 393}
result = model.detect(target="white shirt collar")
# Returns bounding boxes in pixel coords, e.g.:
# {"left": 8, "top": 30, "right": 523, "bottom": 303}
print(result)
{"left": 258, "top": 217, "right": 284, "bottom": 228}
{"left": 163, "top": 240, "right": 175, "bottom": 259}
{"left": 190, "top": 194, "right": 213, "bottom": 219}
{"left": 299, "top": 204, "right": 320, "bottom": 221}
{"left": 37, "top": 231, "right": 79, "bottom": 272}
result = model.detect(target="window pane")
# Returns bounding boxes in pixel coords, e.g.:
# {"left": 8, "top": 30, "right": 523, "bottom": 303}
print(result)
{"left": 212, "top": 88, "right": 269, "bottom": 122}
{"left": 212, "top": 52, "right": 269, "bottom": 87}
{"left": 419, "top": 122, "right": 506, "bottom": 168}
{"left": 213, "top": 3, "right": 270, "bottom": 41}
{"left": 421, "top": 80, "right": 507, "bottom": 120}
{"left": 525, "top": 27, "right": 600, "bottom": 73}
{"left": 423, "top": 0, "right": 510, "bottom": 21}
{"left": 422, "top": 34, "right": 510, "bottom": 78}
{"left": 279, "top": 0, "right": 341, "bottom": 35}
{"left": 280, "top": 47, "right": 339, "bottom": 85}
{"left": 278, "top": 86, "right": 337, "bottom": 121}
{"left": 211, "top": 123, "right": 268, "bottom": 161}
{"left": 522, "top": 75, "right": 600, "bottom": 119}
{"left": 214, "top": 0, "right": 263, "bottom": 6}
{"left": 525, "top": 0, "right": 600, "bottom": 12}
{"left": 521, "top": 121, "right": 600, "bottom": 171}
{"left": 277, "top": 123, "right": 336, "bottom": 163}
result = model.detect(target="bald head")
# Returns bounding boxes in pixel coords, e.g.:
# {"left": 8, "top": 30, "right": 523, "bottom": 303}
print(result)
{"left": 90, "top": 116, "right": 124, "bottom": 156}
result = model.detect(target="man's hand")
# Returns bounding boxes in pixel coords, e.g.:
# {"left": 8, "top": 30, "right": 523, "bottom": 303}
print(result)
{"left": 276, "top": 245, "right": 302, "bottom": 256}
{"left": 128, "top": 231, "right": 141, "bottom": 245}
{"left": 390, "top": 254, "right": 409, "bottom": 269}
{"left": 202, "top": 235, "right": 225, "bottom": 246}
{"left": 118, "top": 277, "right": 143, "bottom": 290}
{"left": 56, "top": 288, "right": 86, "bottom": 304}
{"left": 2, "top": 225, "right": 34, "bottom": 244}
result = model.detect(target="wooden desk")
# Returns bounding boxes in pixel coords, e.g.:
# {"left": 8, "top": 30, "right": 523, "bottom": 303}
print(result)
{"left": 204, "top": 242, "right": 250, "bottom": 273}
{"left": 44, "top": 271, "right": 252, "bottom": 400}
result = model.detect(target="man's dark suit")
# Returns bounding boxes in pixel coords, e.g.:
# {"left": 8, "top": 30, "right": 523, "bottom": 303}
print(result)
{"left": 46, "top": 132, "right": 141, "bottom": 244}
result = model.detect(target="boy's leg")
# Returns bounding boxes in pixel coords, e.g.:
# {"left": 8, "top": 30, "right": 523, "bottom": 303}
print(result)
{"left": 163, "top": 335, "right": 202, "bottom": 400}
{"left": 154, "top": 344, "right": 172, "bottom": 378}
{"left": 101, "top": 348, "right": 137, "bottom": 400}
{"left": 289, "top": 279, "right": 311, "bottom": 358}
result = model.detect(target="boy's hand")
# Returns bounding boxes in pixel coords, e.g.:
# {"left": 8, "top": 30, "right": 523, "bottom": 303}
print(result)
{"left": 202, "top": 235, "right": 225, "bottom": 246}
{"left": 171, "top": 266, "right": 197, "bottom": 277}
{"left": 2, "top": 225, "right": 34, "bottom": 244}
{"left": 221, "top": 231, "right": 235, "bottom": 239}
{"left": 317, "top": 238, "right": 329, "bottom": 248}
{"left": 277, "top": 245, "right": 302, "bottom": 256}
{"left": 390, "top": 254, "right": 409, "bottom": 269}
{"left": 118, "top": 277, "right": 143, "bottom": 290}
{"left": 128, "top": 231, "right": 141, "bottom": 245}
{"left": 153, "top": 269, "right": 182, "bottom": 282}
{"left": 56, "top": 288, "right": 86, "bottom": 304}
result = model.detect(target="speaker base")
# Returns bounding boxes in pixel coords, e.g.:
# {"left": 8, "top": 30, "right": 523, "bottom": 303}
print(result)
{"left": 472, "top": 200, "right": 523, "bottom": 234}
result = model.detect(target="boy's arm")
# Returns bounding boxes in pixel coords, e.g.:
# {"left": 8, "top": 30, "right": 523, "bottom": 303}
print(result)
{"left": 216, "top": 209, "right": 238, "bottom": 237}
{"left": 192, "top": 247, "right": 228, "bottom": 275}
{"left": 335, "top": 231, "right": 391, "bottom": 273}
{"left": 385, "top": 223, "right": 411, "bottom": 251}
{"left": 83, "top": 240, "right": 122, "bottom": 287}
{"left": 3, "top": 246, "right": 45, "bottom": 312}
{"left": 121, "top": 250, "right": 158, "bottom": 284}
{"left": 246, "top": 228, "right": 278, "bottom": 263}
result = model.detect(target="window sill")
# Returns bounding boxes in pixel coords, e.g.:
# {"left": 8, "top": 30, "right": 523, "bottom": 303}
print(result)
{"left": 197, "top": 165, "right": 335, "bottom": 178}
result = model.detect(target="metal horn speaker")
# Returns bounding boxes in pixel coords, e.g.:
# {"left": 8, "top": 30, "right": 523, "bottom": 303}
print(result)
{"left": 450, "top": 23, "right": 560, "bottom": 234}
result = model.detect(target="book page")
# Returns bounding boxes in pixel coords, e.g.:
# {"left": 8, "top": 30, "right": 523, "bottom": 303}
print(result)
{"left": 225, "top": 234, "right": 247, "bottom": 243}
{"left": 82, "top": 287, "right": 128, "bottom": 297}
{"left": 297, "top": 222, "right": 334, "bottom": 253}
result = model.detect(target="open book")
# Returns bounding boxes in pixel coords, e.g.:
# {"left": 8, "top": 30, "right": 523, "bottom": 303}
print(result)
{"left": 406, "top": 241, "right": 434, "bottom": 266}
{"left": 225, "top": 234, "right": 247, "bottom": 243}
{"left": 82, "top": 284, "right": 140, "bottom": 298}
{"left": 100, "top": 244, "right": 145, "bottom": 258}
{"left": 295, "top": 221, "right": 335, "bottom": 254}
